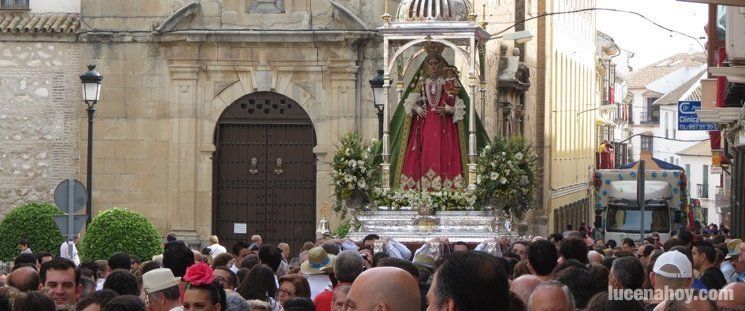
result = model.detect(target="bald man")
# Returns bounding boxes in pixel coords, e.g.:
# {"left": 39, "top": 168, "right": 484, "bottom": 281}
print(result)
{"left": 344, "top": 267, "right": 420, "bottom": 311}
{"left": 251, "top": 235, "right": 263, "bottom": 246}
{"left": 587, "top": 250, "right": 604, "bottom": 265}
{"left": 7, "top": 266, "right": 42, "bottom": 292}
{"left": 717, "top": 282, "right": 745, "bottom": 310}
{"left": 527, "top": 281, "right": 575, "bottom": 311}
{"left": 278, "top": 243, "right": 291, "bottom": 261}
{"left": 510, "top": 274, "right": 541, "bottom": 305}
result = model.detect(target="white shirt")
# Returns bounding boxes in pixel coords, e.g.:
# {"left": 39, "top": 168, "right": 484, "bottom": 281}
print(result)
{"left": 95, "top": 278, "right": 105, "bottom": 291}
{"left": 207, "top": 244, "right": 227, "bottom": 257}
{"left": 59, "top": 241, "right": 80, "bottom": 266}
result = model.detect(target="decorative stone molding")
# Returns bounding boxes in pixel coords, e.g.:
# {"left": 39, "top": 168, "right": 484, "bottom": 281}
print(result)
{"left": 247, "top": 0, "right": 285, "bottom": 14}
{"left": 155, "top": 1, "right": 199, "bottom": 33}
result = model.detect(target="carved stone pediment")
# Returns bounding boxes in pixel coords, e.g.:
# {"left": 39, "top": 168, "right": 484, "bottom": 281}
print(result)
{"left": 155, "top": 0, "right": 369, "bottom": 33}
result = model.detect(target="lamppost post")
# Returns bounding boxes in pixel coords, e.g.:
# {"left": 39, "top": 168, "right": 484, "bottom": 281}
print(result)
{"left": 86, "top": 106, "right": 94, "bottom": 224}
{"left": 369, "top": 69, "right": 385, "bottom": 139}
{"left": 79, "top": 64, "right": 103, "bottom": 225}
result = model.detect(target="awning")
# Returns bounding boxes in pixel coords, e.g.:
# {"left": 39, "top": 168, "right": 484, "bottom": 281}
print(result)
{"left": 595, "top": 113, "right": 614, "bottom": 126}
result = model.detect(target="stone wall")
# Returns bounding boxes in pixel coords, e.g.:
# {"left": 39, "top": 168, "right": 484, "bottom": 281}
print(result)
{"left": 0, "top": 42, "right": 80, "bottom": 213}
{"left": 79, "top": 41, "right": 171, "bottom": 231}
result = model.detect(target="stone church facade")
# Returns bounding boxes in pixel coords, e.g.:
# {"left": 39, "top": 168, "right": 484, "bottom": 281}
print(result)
{"left": 1, "top": 0, "right": 548, "bottom": 247}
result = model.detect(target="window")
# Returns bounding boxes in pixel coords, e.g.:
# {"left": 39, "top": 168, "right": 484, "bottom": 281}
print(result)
{"left": 702, "top": 165, "right": 709, "bottom": 198}
{"left": 607, "top": 200, "right": 670, "bottom": 233}
{"left": 641, "top": 97, "right": 660, "bottom": 124}
{"left": 685, "top": 164, "right": 691, "bottom": 191}
{"left": 717, "top": 5, "right": 726, "bottom": 41}
{"left": 641, "top": 135, "right": 653, "bottom": 153}
{"left": 1, "top": 0, "right": 28, "bottom": 10}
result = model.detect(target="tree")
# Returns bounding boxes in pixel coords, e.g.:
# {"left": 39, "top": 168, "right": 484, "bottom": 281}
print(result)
{"left": 78, "top": 208, "right": 162, "bottom": 261}
{"left": 0, "top": 202, "right": 64, "bottom": 261}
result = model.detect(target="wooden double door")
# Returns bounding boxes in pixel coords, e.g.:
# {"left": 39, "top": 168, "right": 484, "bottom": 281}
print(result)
{"left": 213, "top": 92, "right": 316, "bottom": 254}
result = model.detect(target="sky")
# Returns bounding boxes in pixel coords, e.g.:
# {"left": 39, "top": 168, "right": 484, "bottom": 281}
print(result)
{"left": 596, "top": 0, "right": 709, "bottom": 69}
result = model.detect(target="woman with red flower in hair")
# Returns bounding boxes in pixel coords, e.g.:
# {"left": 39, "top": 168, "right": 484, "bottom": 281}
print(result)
{"left": 183, "top": 262, "right": 227, "bottom": 311}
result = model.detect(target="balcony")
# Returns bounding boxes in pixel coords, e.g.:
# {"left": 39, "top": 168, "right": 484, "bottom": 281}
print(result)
{"left": 697, "top": 184, "right": 709, "bottom": 199}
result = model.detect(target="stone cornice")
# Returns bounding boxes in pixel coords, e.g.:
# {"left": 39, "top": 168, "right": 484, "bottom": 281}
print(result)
{"left": 153, "top": 29, "right": 378, "bottom": 43}
{"left": 0, "top": 33, "right": 77, "bottom": 42}
{"left": 77, "top": 29, "right": 378, "bottom": 43}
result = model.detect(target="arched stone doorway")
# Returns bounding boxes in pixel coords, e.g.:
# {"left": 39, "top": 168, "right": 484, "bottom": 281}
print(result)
{"left": 213, "top": 92, "right": 316, "bottom": 254}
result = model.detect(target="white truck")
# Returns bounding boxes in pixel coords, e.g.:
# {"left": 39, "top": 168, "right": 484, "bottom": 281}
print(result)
{"left": 592, "top": 158, "right": 691, "bottom": 243}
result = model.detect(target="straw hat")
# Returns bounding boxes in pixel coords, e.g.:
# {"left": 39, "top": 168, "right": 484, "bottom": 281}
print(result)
{"left": 725, "top": 239, "right": 742, "bottom": 260}
{"left": 300, "top": 247, "right": 336, "bottom": 275}
{"left": 142, "top": 268, "right": 181, "bottom": 293}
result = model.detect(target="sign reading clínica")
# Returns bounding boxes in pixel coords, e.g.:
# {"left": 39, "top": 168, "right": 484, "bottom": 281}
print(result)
{"left": 678, "top": 101, "right": 717, "bottom": 131}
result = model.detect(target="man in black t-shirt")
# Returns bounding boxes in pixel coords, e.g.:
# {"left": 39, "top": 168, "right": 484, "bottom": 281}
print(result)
{"left": 692, "top": 240, "right": 727, "bottom": 290}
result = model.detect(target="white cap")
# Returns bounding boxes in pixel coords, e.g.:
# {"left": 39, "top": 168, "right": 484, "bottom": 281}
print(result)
{"left": 653, "top": 251, "right": 692, "bottom": 278}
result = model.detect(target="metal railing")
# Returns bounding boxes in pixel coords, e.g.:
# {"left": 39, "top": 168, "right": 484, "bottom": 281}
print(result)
{"left": 1, "top": 0, "right": 29, "bottom": 10}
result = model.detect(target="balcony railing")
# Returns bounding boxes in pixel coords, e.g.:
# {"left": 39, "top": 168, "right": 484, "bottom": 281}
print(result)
{"left": 1, "top": 0, "right": 29, "bottom": 10}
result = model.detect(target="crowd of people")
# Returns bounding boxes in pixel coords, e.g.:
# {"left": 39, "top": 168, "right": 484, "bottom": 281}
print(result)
{"left": 0, "top": 227, "right": 744, "bottom": 311}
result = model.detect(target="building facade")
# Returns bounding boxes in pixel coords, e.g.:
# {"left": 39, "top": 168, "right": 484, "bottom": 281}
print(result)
{"left": 693, "top": 2, "right": 745, "bottom": 237}
{"left": 2, "top": 0, "right": 553, "bottom": 245}
{"left": 536, "top": 0, "right": 598, "bottom": 233}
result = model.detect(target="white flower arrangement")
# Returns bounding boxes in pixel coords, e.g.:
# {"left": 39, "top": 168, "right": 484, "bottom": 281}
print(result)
{"left": 473, "top": 136, "right": 537, "bottom": 219}
{"left": 373, "top": 187, "right": 476, "bottom": 213}
{"left": 331, "top": 132, "right": 381, "bottom": 218}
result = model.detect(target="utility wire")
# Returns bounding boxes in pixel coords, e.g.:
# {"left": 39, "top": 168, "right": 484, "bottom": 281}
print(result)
{"left": 616, "top": 133, "right": 710, "bottom": 145}
{"left": 491, "top": 7, "right": 707, "bottom": 53}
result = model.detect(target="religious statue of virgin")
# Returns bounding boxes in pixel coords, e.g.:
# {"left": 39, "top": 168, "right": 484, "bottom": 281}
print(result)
{"left": 389, "top": 42, "right": 489, "bottom": 191}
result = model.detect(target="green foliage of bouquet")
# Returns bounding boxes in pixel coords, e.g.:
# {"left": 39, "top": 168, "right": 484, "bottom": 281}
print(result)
{"left": 333, "top": 220, "right": 351, "bottom": 238}
{"left": 0, "top": 202, "right": 64, "bottom": 261}
{"left": 78, "top": 208, "right": 162, "bottom": 261}
{"left": 331, "top": 132, "right": 382, "bottom": 219}
{"left": 473, "top": 136, "right": 537, "bottom": 218}
{"left": 373, "top": 188, "right": 477, "bottom": 213}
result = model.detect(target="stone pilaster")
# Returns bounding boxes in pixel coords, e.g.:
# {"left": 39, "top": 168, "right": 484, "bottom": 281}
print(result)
{"left": 167, "top": 60, "right": 201, "bottom": 243}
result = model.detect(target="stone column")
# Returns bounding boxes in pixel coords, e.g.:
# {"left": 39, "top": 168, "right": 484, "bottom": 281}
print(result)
{"left": 167, "top": 60, "right": 201, "bottom": 244}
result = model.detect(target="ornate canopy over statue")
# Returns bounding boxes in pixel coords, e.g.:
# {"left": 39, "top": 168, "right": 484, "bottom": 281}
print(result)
{"left": 396, "top": 0, "right": 472, "bottom": 22}
{"left": 378, "top": 0, "right": 491, "bottom": 192}
{"left": 342, "top": 1, "right": 523, "bottom": 243}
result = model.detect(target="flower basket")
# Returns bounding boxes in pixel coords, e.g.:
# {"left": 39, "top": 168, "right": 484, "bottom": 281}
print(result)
{"left": 331, "top": 132, "right": 382, "bottom": 220}
{"left": 473, "top": 136, "right": 537, "bottom": 219}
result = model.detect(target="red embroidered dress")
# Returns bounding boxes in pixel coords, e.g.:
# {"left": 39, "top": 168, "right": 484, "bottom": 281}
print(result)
{"left": 400, "top": 76, "right": 463, "bottom": 191}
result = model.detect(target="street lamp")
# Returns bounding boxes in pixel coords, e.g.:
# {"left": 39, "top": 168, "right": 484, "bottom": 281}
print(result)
{"left": 369, "top": 69, "right": 385, "bottom": 139}
{"left": 79, "top": 64, "right": 103, "bottom": 225}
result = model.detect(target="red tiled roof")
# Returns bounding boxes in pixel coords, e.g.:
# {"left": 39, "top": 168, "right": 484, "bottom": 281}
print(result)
{"left": 628, "top": 52, "right": 706, "bottom": 89}
{"left": 653, "top": 71, "right": 705, "bottom": 106}
{"left": 0, "top": 13, "right": 79, "bottom": 33}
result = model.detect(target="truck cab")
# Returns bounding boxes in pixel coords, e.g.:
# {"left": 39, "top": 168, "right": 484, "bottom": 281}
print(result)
{"left": 604, "top": 180, "right": 673, "bottom": 242}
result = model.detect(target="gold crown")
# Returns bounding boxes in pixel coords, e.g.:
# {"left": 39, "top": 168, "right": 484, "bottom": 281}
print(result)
{"left": 424, "top": 41, "right": 445, "bottom": 57}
